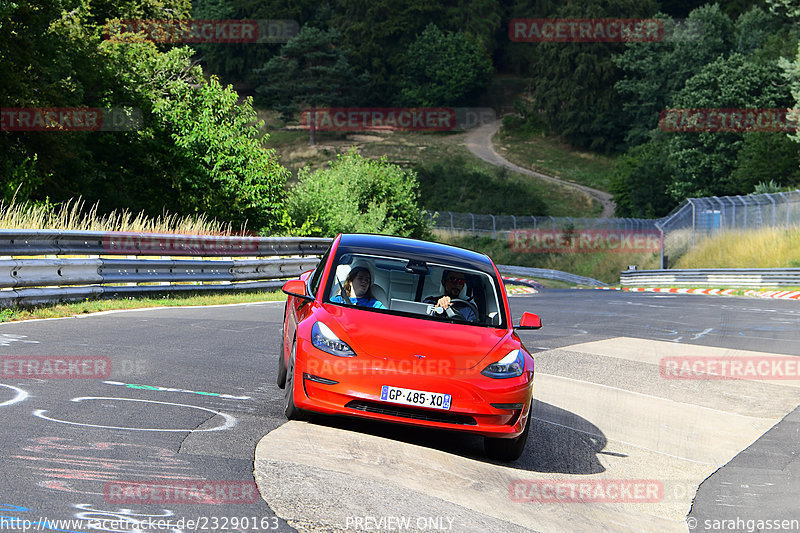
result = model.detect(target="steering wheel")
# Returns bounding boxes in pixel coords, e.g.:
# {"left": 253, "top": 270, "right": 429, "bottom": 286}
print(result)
{"left": 449, "top": 298, "right": 479, "bottom": 321}
{"left": 430, "top": 298, "right": 478, "bottom": 321}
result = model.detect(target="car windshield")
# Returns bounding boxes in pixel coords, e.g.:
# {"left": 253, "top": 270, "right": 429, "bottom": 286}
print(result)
{"left": 323, "top": 251, "right": 506, "bottom": 328}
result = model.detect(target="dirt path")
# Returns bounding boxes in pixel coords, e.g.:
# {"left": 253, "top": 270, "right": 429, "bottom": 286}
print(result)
{"left": 464, "top": 119, "right": 616, "bottom": 217}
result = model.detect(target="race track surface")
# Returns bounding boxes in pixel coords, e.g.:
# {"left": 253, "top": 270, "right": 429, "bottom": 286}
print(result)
{"left": 1, "top": 291, "right": 797, "bottom": 532}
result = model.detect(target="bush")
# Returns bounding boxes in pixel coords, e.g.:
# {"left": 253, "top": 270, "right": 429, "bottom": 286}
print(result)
{"left": 287, "top": 150, "right": 431, "bottom": 239}
{"left": 414, "top": 156, "right": 547, "bottom": 216}
{"left": 399, "top": 23, "right": 493, "bottom": 106}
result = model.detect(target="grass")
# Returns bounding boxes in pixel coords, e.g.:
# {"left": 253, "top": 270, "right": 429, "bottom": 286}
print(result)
{"left": 263, "top": 123, "right": 602, "bottom": 218}
{"left": 439, "top": 234, "right": 660, "bottom": 285}
{"left": 0, "top": 291, "right": 287, "bottom": 323}
{"left": 0, "top": 197, "right": 239, "bottom": 234}
{"left": 673, "top": 227, "right": 800, "bottom": 269}
{"left": 494, "top": 122, "right": 617, "bottom": 193}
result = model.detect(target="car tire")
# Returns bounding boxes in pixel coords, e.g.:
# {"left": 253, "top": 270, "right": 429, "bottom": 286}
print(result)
{"left": 484, "top": 407, "right": 532, "bottom": 461}
{"left": 276, "top": 333, "right": 287, "bottom": 389}
{"left": 283, "top": 341, "right": 309, "bottom": 421}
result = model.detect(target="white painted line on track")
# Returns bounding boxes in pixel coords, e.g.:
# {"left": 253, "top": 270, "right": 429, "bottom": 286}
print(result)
{"left": 0, "top": 383, "right": 29, "bottom": 407}
{"left": 33, "top": 397, "right": 237, "bottom": 432}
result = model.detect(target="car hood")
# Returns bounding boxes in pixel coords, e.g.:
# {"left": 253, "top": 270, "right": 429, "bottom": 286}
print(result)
{"left": 323, "top": 305, "right": 511, "bottom": 370}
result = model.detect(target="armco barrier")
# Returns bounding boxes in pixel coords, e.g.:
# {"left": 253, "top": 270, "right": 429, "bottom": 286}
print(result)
{"left": 498, "top": 265, "right": 606, "bottom": 287}
{"left": 0, "top": 230, "right": 332, "bottom": 307}
{"left": 0, "top": 230, "right": 331, "bottom": 256}
{"left": 620, "top": 268, "right": 800, "bottom": 288}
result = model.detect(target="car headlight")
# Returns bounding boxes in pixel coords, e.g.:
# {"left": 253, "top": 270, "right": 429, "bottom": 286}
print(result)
{"left": 311, "top": 322, "right": 356, "bottom": 357}
{"left": 481, "top": 349, "right": 524, "bottom": 379}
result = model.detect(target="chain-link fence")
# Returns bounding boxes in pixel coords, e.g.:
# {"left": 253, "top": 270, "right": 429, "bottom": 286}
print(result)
{"left": 428, "top": 212, "right": 658, "bottom": 237}
{"left": 656, "top": 190, "right": 800, "bottom": 267}
{"left": 657, "top": 190, "right": 800, "bottom": 241}
{"left": 427, "top": 189, "right": 800, "bottom": 268}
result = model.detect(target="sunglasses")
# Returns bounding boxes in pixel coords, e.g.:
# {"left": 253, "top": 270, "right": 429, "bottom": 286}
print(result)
{"left": 447, "top": 276, "right": 466, "bottom": 285}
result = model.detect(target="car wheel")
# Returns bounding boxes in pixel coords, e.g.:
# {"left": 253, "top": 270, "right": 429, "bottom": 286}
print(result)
{"left": 484, "top": 407, "right": 532, "bottom": 461}
{"left": 283, "top": 341, "right": 308, "bottom": 420}
{"left": 276, "top": 333, "right": 287, "bottom": 389}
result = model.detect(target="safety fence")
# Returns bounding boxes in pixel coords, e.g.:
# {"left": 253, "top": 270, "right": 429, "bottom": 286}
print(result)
{"left": 428, "top": 212, "right": 657, "bottom": 237}
{"left": 427, "top": 190, "right": 800, "bottom": 271}
{"left": 620, "top": 268, "right": 800, "bottom": 288}
{"left": 0, "top": 230, "right": 330, "bottom": 307}
{"left": 657, "top": 190, "right": 800, "bottom": 243}
{"left": 428, "top": 191, "right": 800, "bottom": 240}
{"left": 2, "top": 230, "right": 797, "bottom": 307}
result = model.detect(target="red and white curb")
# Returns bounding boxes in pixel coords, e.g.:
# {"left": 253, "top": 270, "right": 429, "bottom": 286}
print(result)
{"left": 623, "top": 287, "right": 738, "bottom": 295}
{"left": 743, "top": 290, "right": 800, "bottom": 300}
{"left": 502, "top": 276, "right": 541, "bottom": 295}
{"left": 616, "top": 287, "right": 800, "bottom": 300}
{"left": 506, "top": 285, "right": 539, "bottom": 295}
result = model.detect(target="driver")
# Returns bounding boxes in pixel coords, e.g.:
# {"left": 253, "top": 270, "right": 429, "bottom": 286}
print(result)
{"left": 424, "top": 270, "right": 476, "bottom": 322}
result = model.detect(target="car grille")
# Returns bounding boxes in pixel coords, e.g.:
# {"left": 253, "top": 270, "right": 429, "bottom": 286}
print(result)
{"left": 345, "top": 400, "right": 477, "bottom": 426}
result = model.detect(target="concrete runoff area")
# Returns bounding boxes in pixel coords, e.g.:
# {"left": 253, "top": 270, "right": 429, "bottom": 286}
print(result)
{"left": 254, "top": 336, "right": 800, "bottom": 532}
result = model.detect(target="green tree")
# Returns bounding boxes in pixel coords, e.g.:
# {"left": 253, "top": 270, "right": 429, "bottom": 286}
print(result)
{"left": 190, "top": 0, "right": 322, "bottom": 90}
{"left": 287, "top": 150, "right": 431, "bottom": 238}
{"left": 399, "top": 24, "right": 493, "bottom": 106}
{"left": 99, "top": 40, "right": 290, "bottom": 229}
{"left": 254, "top": 24, "right": 368, "bottom": 144}
{"left": 1, "top": 0, "right": 290, "bottom": 231}
{"left": 729, "top": 133, "right": 800, "bottom": 191}
{"left": 524, "top": 0, "right": 659, "bottom": 152}
{"left": 667, "top": 53, "right": 793, "bottom": 200}
{"left": 614, "top": 5, "right": 735, "bottom": 148}
{"left": 414, "top": 156, "right": 547, "bottom": 215}
{"left": 609, "top": 136, "right": 675, "bottom": 218}
{"left": 780, "top": 38, "right": 800, "bottom": 185}
{"left": 767, "top": 0, "right": 800, "bottom": 20}
{"left": 330, "top": 0, "right": 445, "bottom": 105}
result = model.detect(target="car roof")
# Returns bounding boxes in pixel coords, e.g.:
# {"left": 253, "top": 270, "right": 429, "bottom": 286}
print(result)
{"left": 335, "top": 233, "right": 498, "bottom": 276}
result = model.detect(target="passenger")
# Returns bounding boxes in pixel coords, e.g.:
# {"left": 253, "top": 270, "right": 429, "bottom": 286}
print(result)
{"left": 330, "top": 266, "right": 386, "bottom": 308}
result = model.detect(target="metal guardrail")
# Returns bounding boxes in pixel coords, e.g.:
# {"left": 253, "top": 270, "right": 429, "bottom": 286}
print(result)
{"left": 498, "top": 265, "right": 606, "bottom": 287}
{"left": 0, "top": 230, "right": 332, "bottom": 307}
{"left": 620, "top": 268, "right": 800, "bottom": 288}
{"left": 0, "top": 230, "right": 332, "bottom": 256}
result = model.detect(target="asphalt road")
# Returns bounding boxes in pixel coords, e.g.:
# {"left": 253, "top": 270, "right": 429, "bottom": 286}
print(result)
{"left": 1, "top": 290, "right": 798, "bottom": 533}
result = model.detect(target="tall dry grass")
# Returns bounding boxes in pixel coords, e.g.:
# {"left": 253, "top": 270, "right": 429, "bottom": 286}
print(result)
{"left": 673, "top": 227, "right": 800, "bottom": 268}
{"left": 0, "top": 198, "right": 239, "bottom": 235}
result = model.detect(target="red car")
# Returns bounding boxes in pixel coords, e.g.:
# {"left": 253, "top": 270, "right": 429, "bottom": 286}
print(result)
{"left": 277, "top": 233, "right": 541, "bottom": 461}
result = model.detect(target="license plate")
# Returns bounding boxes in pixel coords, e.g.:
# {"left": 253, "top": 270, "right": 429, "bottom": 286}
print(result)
{"left": 380, "top": 385, "right": 451, "bottom": 410}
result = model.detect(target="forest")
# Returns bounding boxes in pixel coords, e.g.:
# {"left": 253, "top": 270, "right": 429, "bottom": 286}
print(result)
{"left": 2, "top": 0, "right": 800, "bottom": 235}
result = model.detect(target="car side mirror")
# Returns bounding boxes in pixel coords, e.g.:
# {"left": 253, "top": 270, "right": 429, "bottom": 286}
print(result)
{"left": 282, "top": 279, "right": 312, "bottom": 300}
{"left": 516, "top": 312, "right": 542, "bottom": 330}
